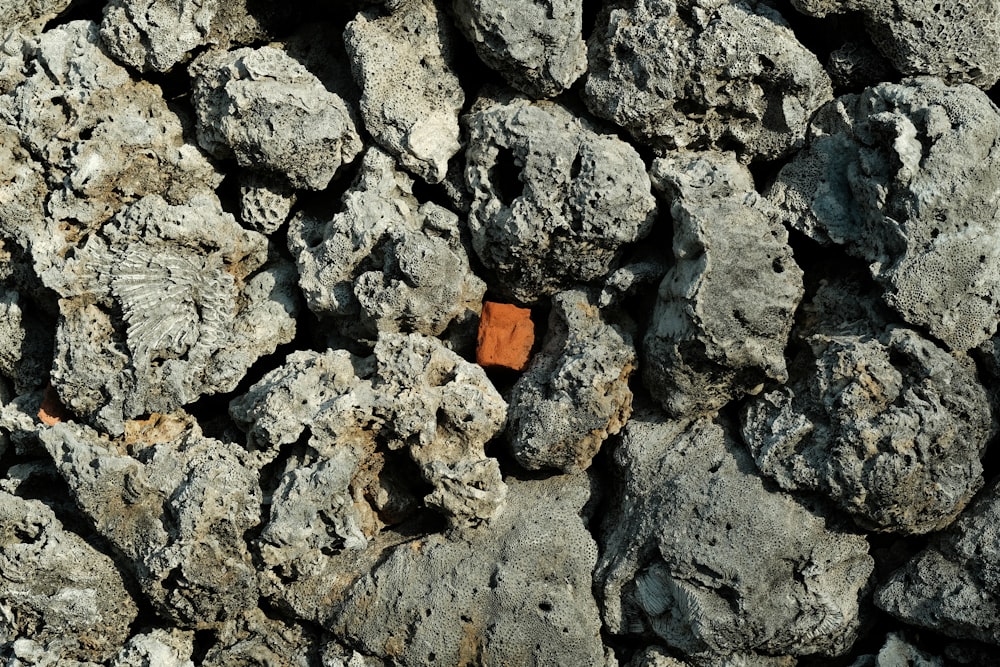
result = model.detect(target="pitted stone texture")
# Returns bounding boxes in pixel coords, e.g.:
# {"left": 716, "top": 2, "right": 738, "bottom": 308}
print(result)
{"left": 0, "top": 0, "right": 71, "bottom": 36}
{"left": 584, "top": 0, "right": 832, "bottom": 161}
{"left": 345, "top": 0, "right": 464, "bottom": 184}
{"left": 644, "top": 151, "right": 803, "bottom": 418}
{"left": 39, "top": 414, "right": 262, "bottom": 627}
{"left": 769, "top": 77, "right": 1000, "bottom": 352}
{"left": 0, "top": 491, "right": 138, "bottom": 664}
{"left": 100, "top": 0, "right": 215, "bottom": 72}
{"left": 876, "top": 478, "right": 1000, "bottom": 645}
{"left": 451, "top": 0, "right": 587, "bottom": 98}
{"left": 597, "top": 410, "right": 873, "bottom": 662}
{"left": 288, "top": 148, "right": 485, "bottom": 341}
{"left": 507, "top": 289, "right": 635, "bottom": 472}
{"left": 741, "top": 277, "right": 994, "bottom": 534}
{"left": 464, "top": 93, "right": 656, "bottom": 302}
{"left": 110, "top": 629, "right": 195, "bottom": 667}
{"left": 43, "top": 194, "right": 296, "bottom": 435}
{"left": 331, "top": 474, "right": 608, "bottom": 667}
{"left": 238, "top": 171, "right": 297, "bottom": 235}
{"left": 201, "top": 608, "right": 322, "bottom": 667}
{"left": 191, "top": 45, "right": 362, "bottom": 190}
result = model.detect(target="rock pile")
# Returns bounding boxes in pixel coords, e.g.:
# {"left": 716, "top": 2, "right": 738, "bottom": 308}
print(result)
{"left": 2, "top": 0, "right": 1000, "bottom": 664}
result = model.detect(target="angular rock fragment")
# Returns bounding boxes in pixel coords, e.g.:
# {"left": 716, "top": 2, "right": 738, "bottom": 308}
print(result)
{"left": 100, "top": 0, "right": 216, "bottom": 72}
{"left": 584, "top": 0, "right": 833, "bottom": 160}
{"left": 507, "top": 289, "right": 635, "bottom": 472}
{"left": 110, "top": 628, "right": 195, "bottom": 667}
{"left": 0, "top": 490, "right": 138, "bottom": 663}
{"left": 476, "top": 300, "right": 535, "bottom": 372}
{"left": 644, "top": 151, "right": 803, "bottom": 417}
{"left": 0, "top": 0, "right": 72, "bottom": 36}
{"left": 201, "top": 608, "right": 321, "bottom": 666}
{"left": 39, "top": 414, "right": 262, "bottom": 627}
{"left": 849, "top": 633, "right": 945, "bottom": 667}
{"left": 769, "top": 77, "right": 1000, "bottom": 352}
{"left": 741, "top": 277, "right": 995, "bottom": 534}
{"left": 331, "top": 474, "right": 608, "bottom": 666}
{"left": 191, "top": 45, "right": 362, "bottom": 190}
{"left": 345, "top": 0, "right": 464, "bottom": 183}
{"left": 288, "top": 148, "right": 485, "bottom": 341}
{"left": 451, "top": 0, "right": 587, "bottom": 97}
{"left": 597, "top": 409, "right": 873, "bottom": 662}
{"left": 465, "top": 93, "right": 657, "bottom": 302}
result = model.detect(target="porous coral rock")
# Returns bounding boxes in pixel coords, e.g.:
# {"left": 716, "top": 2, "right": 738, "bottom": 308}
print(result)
{"left": 110, "top": 628, "right": 195, "bottom": 667}
{"left": 100, "top": 0, "right": 216, "bottom": 73}
{"left": 464, "top": 93, "right": 657, "bottom": 302}
{"left": 238, "top": 171, "right": 297, "bottom": 235}
{"left": 643, "top": 151, "right": 803, "bottom": 417}
{"left": 0, "top": 0, "right": 72, "bottom": 37}
{"left": 0, "top": 288, "right": 50, "bottom": 393}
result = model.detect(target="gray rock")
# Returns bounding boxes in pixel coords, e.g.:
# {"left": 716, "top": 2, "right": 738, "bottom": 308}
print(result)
{"left": 288, "top": 147, "right": 485, "bottom": 340}
{"left": 768, "top": 77, "right": 1000, "bottom": 352}
{"left": 583, "top": 0, "right": 832, "bottom": 161}
{"left": 0, "top": 0, "right": 71, "bottom": 36}
{"left": 39, "top": 414, "right": 262, "bottom": 626}
{"left": 450, "top": 0, "right": 587, "bottom": 97}
{"left": 826, "top": 41, "right": 894, "bottom": 91}
{"left": 597, "top": 410, "right": 873, "bottom": 661}
{"left": 202, "top": 608, "right": 320, "bottom": 667}
{"left": 190, "top": 45, "right": 363, "bottom": 190}
{"left": 848, "top": 633, "right": 944, "bottom": 667}
{"left": 110, "top": 629, "right": 195, "bottom": 667}
{"left": 741, "top": 277, "right": 995, "bottom": 534}
{"left": 507, "top": 289, "right": 636, "bottom": 472}
{"left": 876, "top": 478, "right": 1000, "bottom": 645}
{"left": 331, "top": 474, "right": 609, "bottom": 667}
{"left": 0, "top": 288, "right": 50, "bottom": 393}
{"left": 464, "top": 93, "right": 657, "bottom": 302}
{"left": 643, "top": 151, "right": 803, "bottom": 418}
{"left": 345, "top": 0, "right": 464, "bottom": 183}
{"left": 100, "top": 0, "right": 216, "bottom": 72}
{"left": 238, "top": 171, "right": 297, "bottom": 235}
{"left": 0, "top": 490, "right": 138, "bottom": 663}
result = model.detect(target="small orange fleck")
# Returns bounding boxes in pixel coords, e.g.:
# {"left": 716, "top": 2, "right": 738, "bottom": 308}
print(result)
{"left": 38, "top": 383, "right": 69, "bottom": 426}
{"left": 476, "top": 301, "right": 535, "bottom": 372}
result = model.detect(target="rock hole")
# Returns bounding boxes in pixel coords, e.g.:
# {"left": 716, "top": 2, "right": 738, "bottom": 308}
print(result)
{"left": 772, "top": 258, "right": 785, "bottom": 273}
{"left": 489, "top": 147, "right": 522, "bottom": 207}
{"left": 570, "top": 152, "right": 583, "bottom": 180}
{"left": 538, "top": 601, "right": 553, "bottom": 612}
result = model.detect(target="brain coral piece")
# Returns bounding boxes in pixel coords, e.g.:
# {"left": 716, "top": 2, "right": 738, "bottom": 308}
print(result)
{"left": 288, "top": 147, "right": 486, "bottom": 341}
{"left": 44, "top": 194, "right": 296, "bottom": 435}
{"left": 507, "top": 289, "right": 636, "bottom": 472}
{"left": 190, "top": 45, "right": 363, "bottom": 190}
{"left": 769, "top": 77, "right": 1000, "bottom": 352}
{"left": 598, "top": 410, "right": 873, "bottom": 661}
{"left": 238, "top": 171, "right": 297, "bottom": 235}
{"left": 450, "top": 0, "right": 588, "bottom": 98}
{"left": 345, "top": 0, "right": 464, "bottom": 183}
{"left": 583, "top": 0, "right": 833, "bottom": 161}
{"left": 741, "top": 276, "right": 995, "bottom": 534}
{"left": 464, "top": 93, "right": 657, "bottom": 303}
{"left": 643, "top": 151, "right": 803, "bottom": 418}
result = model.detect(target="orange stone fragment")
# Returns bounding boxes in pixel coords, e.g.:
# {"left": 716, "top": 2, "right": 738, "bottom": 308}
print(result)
{"left": 476, "top": 301, "right": 535, "bottom": 372}
{"left": 38, "top": 383, "right": 70, "bottom": 426}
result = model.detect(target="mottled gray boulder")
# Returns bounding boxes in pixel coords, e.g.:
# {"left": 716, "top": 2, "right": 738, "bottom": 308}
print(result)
{"left": 345, "top": 0, "right": 464, "bottom": 183}
{"left": 507, "top": 289, "right": 635, "bottom": 472}
{"left": 0, "top": 0, "right": 71, "bottom": 36}
{"left": 644, "top": 151, "right": 803, "bottom": 418}
{"left": 741, "top": 277, "right": 994, "bottom": 534}
{"left": 331, "top": 474, "right": 609, "bottom": 667}
{"left": 100, "top": 0, "right": 216, "bottom": 72}
{"left": 190, "top": 45, "right": 362, "bottom": 190}
{"left": 39, "top": 414, "right": 262, "bottom": 627}
{"left": 597, "top": 410, "right": 873, "bottom": 662}
{"left": 451, "top": 0, "right": 587, "bottom": 97}
{"left": 584, "top": 0, "right": 832, "bottom": 161}
{"left": 238, "top": 171, "right": 297, "bottom": 235}
{"left": 769, "top": 77, "right": 1000, "bottom": 352}
{"left": 464, "top": 93, "right": 656, "bottom": 302}
{"left": 110, "top": 629, "right": 195, "bottom": 667}
{"left": 0, "top": 490, "right": 138, "bottom": 663}
{"left": 201, "top": 608, "right": 321, "bottom": 667}
{"left": 288, "top": 148, "right": 485, "bottom": 340}
{"left": 876, "top": 478, "right": 1000, "bottom": 645}
{"left": 42, "top": 194, "right": 297, "bottom": 435}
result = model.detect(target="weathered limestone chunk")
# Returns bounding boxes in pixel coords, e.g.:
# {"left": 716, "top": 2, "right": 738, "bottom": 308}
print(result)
{"left": 238, "top": 171, "right": 296, "bottom": 235}
{"left": 584, "top": 0, "right": 833, "bottom": 160}
{"left": 345, "top": 0, "right": 464, "bottom": 183}
{"left": 39, "top": 414, "right": 262, "bottom": 627}
{"left": 100, "top": 0, "right": 216, "bottom": 72}
{"left": 191, "top": 45, "right": 363, "bottom": 190}
{"left": 288, "top": 148, "right": 485, "bottom": 341}
{"left": 0, "top": 490, "right": 138, "bottom": 663}
{"left": 849, "top": 633, "right": 945, "bottom": 667}
{"left": 507, "top": 289, "right": 635, "bottom": 472}
{"left": 644, "top": 151, "right": 803, "bottom": 417}
{"left": 769, "top": 77, "right": 1000, "bottom": 352}
{"left": 451, "top": 0, "right": 587, "bottom": 97}
{"left": 331, "top": 475, "right": 608, "bottom": 667}
{"left": 0, "top": 288, "right": 50, "bottom": 393}
{"left": 464, "top": 93, "right": 657, "bottom": 302}
{"left": 0, "top": 0, "right": 72, "bottom": 36}
{"left": 110, "top": 628, "right": 195, "bottom": 667}
{"left": 597, "top": 410, "right": 873, "bottom": 662}
{"left": 741, "top": 277, "right": 995, "bottom": 534}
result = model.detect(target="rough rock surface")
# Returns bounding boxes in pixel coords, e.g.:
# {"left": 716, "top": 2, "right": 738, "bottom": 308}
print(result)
{"left": 769, "top": 77, "right": 1000, "bottom": 352}
{"left": 643, "top": 151, "right": 803, "bottom": 417}
{"left": 100, "top": 0, "right": 216, "bottom": 72}
{"left": 597, "top": 409, "right": 874, "bottom": 663}
{"left": 451, "top": 0, "right": 587, "bottom": 97}
{"left": 741, "top": 276, "right": 994, "bottom": 534}
{"left": 507, "top": 289, "right": 635, "bottom": 472}
{"left": 584, "top": 0, "right": 833, "bottom": 160}
{"left": 464, "top": 93, "right": 657, "bottom": 302}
